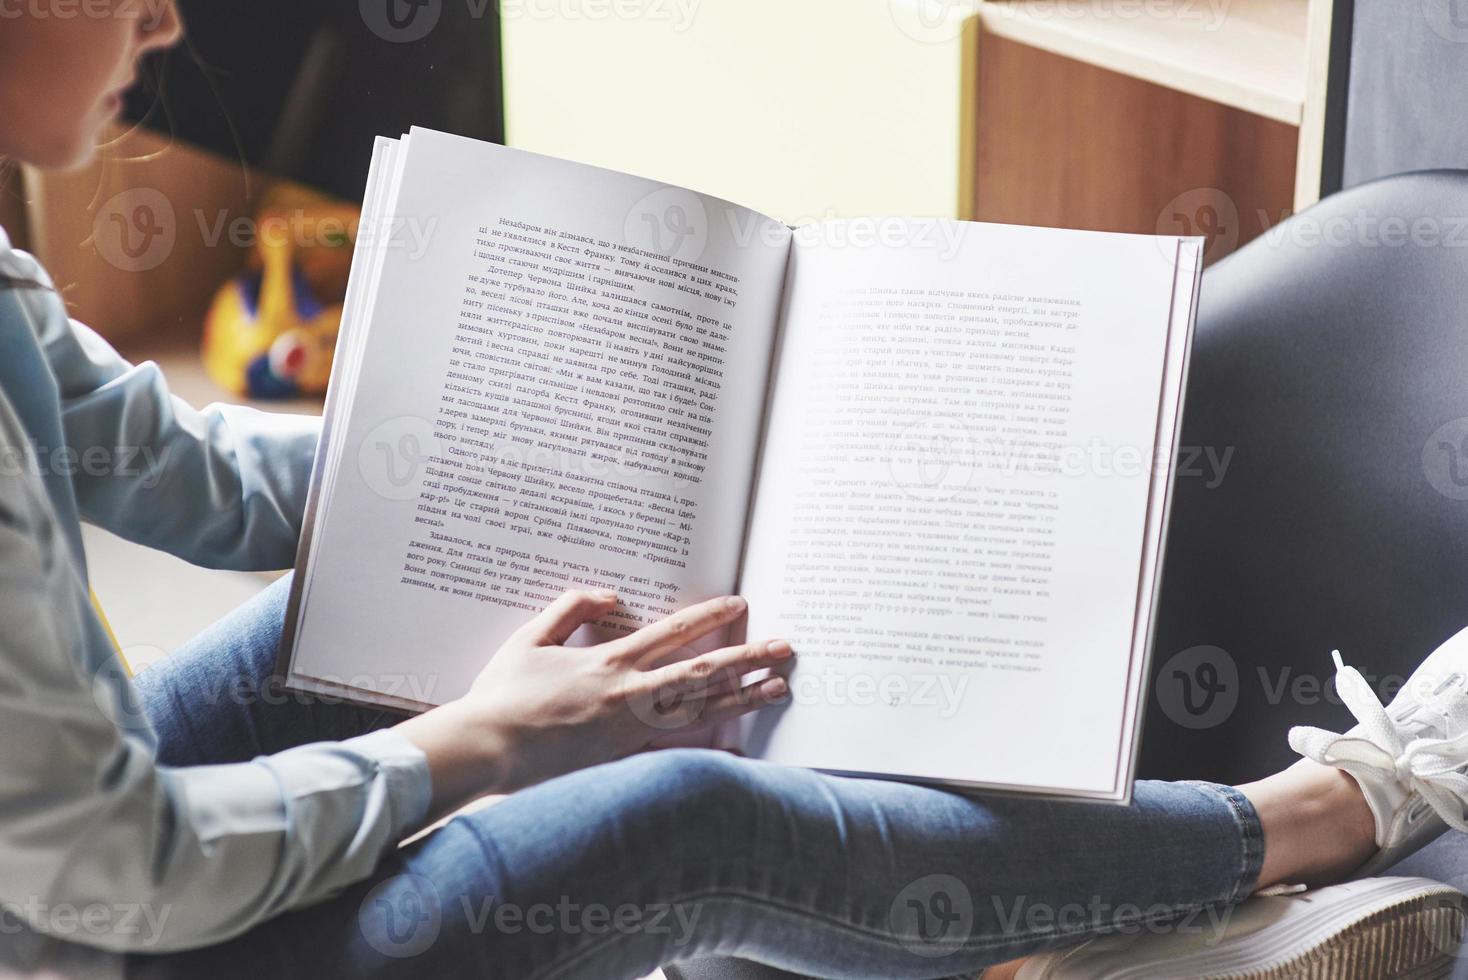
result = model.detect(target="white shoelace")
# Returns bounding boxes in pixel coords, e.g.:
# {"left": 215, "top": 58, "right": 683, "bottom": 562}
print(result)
{"left": 1289, "top": 650, "right": 1468, "bottom": 833}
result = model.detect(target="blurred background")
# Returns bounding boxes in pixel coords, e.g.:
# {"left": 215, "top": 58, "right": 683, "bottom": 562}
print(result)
{"left": 2, "top": 0, "right": 1373, "bottom": 361}
{"left": 2, "top": 0, "right": 1463, "bottom": 764}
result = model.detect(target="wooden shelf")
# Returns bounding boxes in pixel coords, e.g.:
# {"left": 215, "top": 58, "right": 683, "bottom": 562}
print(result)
{"left": 976, "top": 0, "right": 1309, "bottom": 126}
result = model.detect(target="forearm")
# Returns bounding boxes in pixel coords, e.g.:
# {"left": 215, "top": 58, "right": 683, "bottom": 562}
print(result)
{"left": 45, "top": 315, "right": 321, "bottom": 570}
{"left": 69, "top": 366, "right": 321, "bottom": 570}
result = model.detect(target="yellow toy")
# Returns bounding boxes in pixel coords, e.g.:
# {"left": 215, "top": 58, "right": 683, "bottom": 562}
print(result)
{"left": 202, "top": 189, "right": 358, "bottom": 398}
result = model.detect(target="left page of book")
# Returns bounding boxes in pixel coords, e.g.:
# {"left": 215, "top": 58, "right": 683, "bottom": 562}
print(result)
{"left": 282, "top": 129, "right": 792, "bottom": 710}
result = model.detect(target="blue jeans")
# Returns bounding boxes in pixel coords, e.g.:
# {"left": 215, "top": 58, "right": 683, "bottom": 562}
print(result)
{"left": 125, "top": 576, "right": 1264, "bottom": 979}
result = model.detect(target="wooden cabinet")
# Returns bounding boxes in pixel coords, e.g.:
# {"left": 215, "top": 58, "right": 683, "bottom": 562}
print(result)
{"left": 15, "top": 124, "right": 260, "bottom": 342}
{"left": 961, "top": 0, "right": 1338, "bottom": 261}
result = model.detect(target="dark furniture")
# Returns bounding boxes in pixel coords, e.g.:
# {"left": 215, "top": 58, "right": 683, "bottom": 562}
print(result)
{"left": 127, "top": 0, "right": 503, "bottom": 202}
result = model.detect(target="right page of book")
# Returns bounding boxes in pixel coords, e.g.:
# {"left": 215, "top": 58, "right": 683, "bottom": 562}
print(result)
{"left": 739, "top": 219, "right": 1197, "bottom": 797}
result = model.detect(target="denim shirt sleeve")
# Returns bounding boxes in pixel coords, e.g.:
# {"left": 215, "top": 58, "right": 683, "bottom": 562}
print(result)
{"left": 11, "top": 243, "right": 322, "bottom": 572}
{"left": 0, "top": 233, "right": 434, "bottom": 953}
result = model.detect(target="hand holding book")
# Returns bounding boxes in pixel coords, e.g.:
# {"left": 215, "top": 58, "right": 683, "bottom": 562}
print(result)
{"left": 396, "top": 589, "right": 791, "bottom": 820}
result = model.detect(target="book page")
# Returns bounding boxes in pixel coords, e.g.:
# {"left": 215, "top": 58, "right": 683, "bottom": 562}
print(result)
{"left": 739, "top": 220, "right": 1192, "bottom": 795}
{"left": 1111, "top": 240, "right": 1201, "bottom": 800}
{"left": 287, "top": 129, "right": 792, "bottom": 709}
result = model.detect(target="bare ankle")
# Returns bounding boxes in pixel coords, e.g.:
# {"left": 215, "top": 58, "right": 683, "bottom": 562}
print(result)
{"left": 1239, "top": 760, "right": 1377, "bottom": 889}
{"left": 982, "top": 958, "right": 1028, "bottom": 980}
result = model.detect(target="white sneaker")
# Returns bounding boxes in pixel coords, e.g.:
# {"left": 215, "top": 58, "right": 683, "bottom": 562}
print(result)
{"left": 1290, "top": 627, "right": 1468, "bottom": 877}
{"left": 1012, "top": 877, "right": 1468, "bottom": 980}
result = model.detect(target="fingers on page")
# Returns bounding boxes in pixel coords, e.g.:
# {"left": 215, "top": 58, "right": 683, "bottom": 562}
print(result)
{"left": 647, "top": 640, "right": 794, "bottom": 695}
{"left": 517, "top": 589, "right": 618, "bottom": 646}
{"left": 606, "top": 595, "right": 748, "bottom": 664}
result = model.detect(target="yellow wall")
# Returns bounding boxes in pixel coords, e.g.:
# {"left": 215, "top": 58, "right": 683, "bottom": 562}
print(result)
{"left": 501, "top": 0, "right": 966, "bottom": 223}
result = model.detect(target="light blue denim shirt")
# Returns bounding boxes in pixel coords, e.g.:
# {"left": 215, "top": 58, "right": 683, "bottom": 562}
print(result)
{"left": 0, "top": 226, "right": 432, "bottom": 961}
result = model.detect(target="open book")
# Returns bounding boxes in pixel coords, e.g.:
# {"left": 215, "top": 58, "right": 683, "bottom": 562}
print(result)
{"left": 277, "top": 127, "right": 1201, "bottom": 803}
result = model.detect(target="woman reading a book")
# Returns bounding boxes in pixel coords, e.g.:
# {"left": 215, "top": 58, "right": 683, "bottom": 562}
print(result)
{"left": 4, "top": 7, "right": 1468, "bottom": 980}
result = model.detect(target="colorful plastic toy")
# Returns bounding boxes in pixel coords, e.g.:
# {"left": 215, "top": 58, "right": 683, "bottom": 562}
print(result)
{"left": 202, "top": 189, "right": 358, "bottom": 398}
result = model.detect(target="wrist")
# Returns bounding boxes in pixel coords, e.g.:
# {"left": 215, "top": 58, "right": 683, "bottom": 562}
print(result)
{"left": 394, "top": 699, "right": 512, "bottom": 819}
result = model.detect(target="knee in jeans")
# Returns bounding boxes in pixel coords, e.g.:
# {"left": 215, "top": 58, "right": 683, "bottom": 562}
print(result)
{"left": 622, "top": 749, "right": 760, "bottom": 830}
